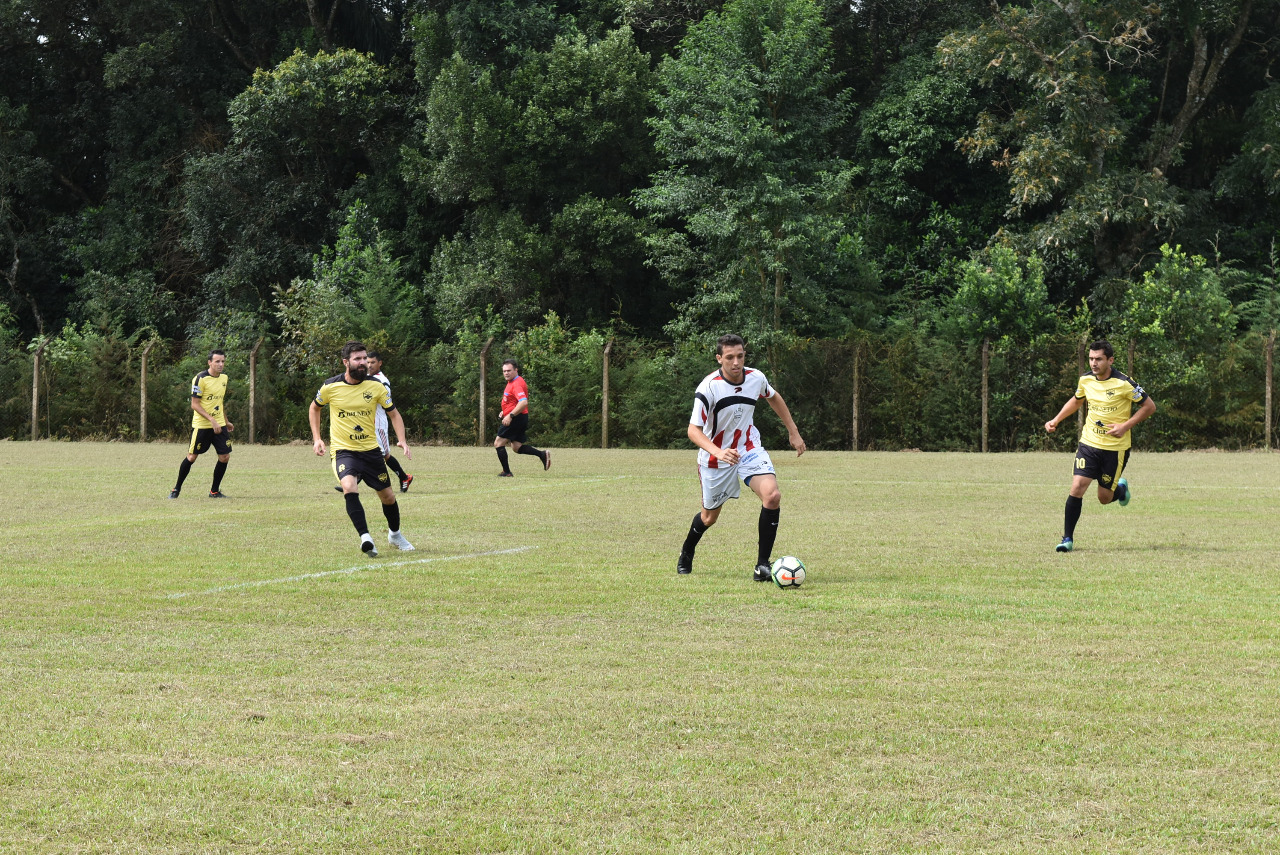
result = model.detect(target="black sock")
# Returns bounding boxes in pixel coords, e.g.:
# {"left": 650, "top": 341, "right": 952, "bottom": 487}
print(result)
{"left": 211, "top": 460, "right": 227, "bottom": 492}
{"left": 682, "top": 512, "right": 710, "bottom": 556}
{"left": 344, "top": 492, "right": 369, "bottom": 536}
{"left": 382, "top": 500, "right": 401, "bottom": 532}
{"left": 496, "top": 447, "right": 511, "bottom": 474}
{"left": 385, "top": 455, "right": 406, "bottom": 479}
{"left": 758, "top": 507, "right": 780, "bottom": 567}
{"left": 1064, "top": 495, "right": 1083, "bottom": 539}
{"left": 174, "top": 457, "right": 193, "bottom": 490}
{"left": 517, "top": 444, "right": 545, "bottom": 463}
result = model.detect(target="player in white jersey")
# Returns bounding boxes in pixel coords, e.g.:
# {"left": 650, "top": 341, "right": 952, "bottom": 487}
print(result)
{"left": 677, "top": 334, "right": 806, "bottom": 581}
{"left": 368, "top": 351, "right": 413, "bottom": 492}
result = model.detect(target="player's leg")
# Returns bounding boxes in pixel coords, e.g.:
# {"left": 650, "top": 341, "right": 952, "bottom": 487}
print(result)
{"left": 375, "top": 485, "right": 414, "bottom": 551}
{"left": 1097, "top": 450, "right": 1131, "bottom": 506}
{"left": 209, "top": 432, "right": 231, "bottom": 497}
{"left": 171, "top": 430, "right": 204, "bottom": 497}
{"left": 1059, "top": 472, "right": 1092, "bottom": 552}
{"left": 335, "top": 452, "right": 377, "bottom": 555}
{"left": 746, "top": 473, "right": 781, "bottom": 581}
{"left": 678, "top": 466, "right": 735, "bottom": 574}
{"left": 494, "top": 434, "right": 513, "bottom": 476}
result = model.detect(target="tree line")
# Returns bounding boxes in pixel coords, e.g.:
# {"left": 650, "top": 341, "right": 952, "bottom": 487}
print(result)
{"left": 2, "top": 0, "right": 1278, "bottom": 447}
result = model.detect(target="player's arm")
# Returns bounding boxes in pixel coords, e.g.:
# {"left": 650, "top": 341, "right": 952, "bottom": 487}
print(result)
{"left": 687, "top": 423, "right": 739, "bottom": 465}
{"left": 309, "top": 400, "right": 326, "bottom": 456}
{"left": 388, "top": 406, "right": 411, "bottom": 460}
{"left": 1106, "top": 395, "right": 1157, "bottom": 438}
{"left": 190, "top": 396, "right": 222, "bottom": 434}
{"left": 766, "top": 392, "right": 806, "bottom": 456}
{"left": 1045, "top": 396, "right": 1083, "bottom": 433}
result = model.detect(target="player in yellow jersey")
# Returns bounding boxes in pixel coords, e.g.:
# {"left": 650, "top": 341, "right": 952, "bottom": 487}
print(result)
{"left": 169, "top": 349, "right": 234, "bottom": 499}
{"left": 1044, "top": 339, "right": 1157, "bottom": 552}
{"left": 309, "top": 341, "right": 415, "bottom": 557}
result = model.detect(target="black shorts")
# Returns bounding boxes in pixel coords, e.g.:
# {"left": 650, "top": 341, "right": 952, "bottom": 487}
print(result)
{"left": 1073, "top": 443, "right": 1130, "bottom": 490}
{"left": 497, "top": 413, "right": 530, "bottom": 444}
{"left": 188, "top": 427, "right": 232, "bottom": 456}
{"left": 334, "top": 448, "right": 392, "bottom": 491}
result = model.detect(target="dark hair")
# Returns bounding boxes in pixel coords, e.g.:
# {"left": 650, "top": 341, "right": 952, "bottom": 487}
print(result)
{"left": 341, "top": 340, "right": 367, "bottom": 361}
{"left": 367, "top": 350, "right": 382, "bottom": 361}
{"left": 502, "top": 358, "right": 520, "bottom": 372}
{"left": 1089, "top": 339, "right": 1114, "bottom": 358}
{"left": 715, "top": 334, "right": 745, "bottom": 355}
{"left": 207, "top": 348, "right": 226, "bottom": 361}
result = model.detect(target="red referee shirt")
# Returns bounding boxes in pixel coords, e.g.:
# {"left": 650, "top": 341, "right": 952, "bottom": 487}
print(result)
{"left": 501, "top": 376, "right": 529, "bottom": 418}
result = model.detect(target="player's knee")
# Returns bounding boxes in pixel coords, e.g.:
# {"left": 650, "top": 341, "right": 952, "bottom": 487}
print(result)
{"left": 762, "top": 487, "right": 781, "bottom": 509}
{"left": 217, "top": 454, "right": 230, "bottom": 463}
{"left": 700, "top": 509, "right": 719, "bottom": 527}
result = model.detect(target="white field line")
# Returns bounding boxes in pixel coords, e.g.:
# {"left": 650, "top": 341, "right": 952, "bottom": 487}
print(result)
{"left": 167, "top": 545, "right": 536, "bottom": 600}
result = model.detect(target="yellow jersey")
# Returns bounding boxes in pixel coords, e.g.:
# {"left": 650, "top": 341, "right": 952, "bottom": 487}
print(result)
{"left": 190, "top": 371, "right": 229, "bottom": 429}
{"left": 314, "top": 374, "right": 394, "bottom": 452}
{"left": 1075, "top": 370, "right": 1149, "bottom": 451}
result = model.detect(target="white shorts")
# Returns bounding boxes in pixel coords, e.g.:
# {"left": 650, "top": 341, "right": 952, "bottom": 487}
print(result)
{"left": 698, "top": 447, "right": 776, "bottom": 510}
{"left": 375, "top": 408, "right": 390, "bottom": 457}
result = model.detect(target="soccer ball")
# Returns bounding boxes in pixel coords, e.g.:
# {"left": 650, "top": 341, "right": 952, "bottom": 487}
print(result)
{"left": 771, "top": 556, "right": 806, "bottom": 588}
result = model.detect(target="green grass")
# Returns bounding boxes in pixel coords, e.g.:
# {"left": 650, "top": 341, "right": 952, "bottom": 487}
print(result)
{"left": 1, "top": 442, "right": 1278, "bottom": 853}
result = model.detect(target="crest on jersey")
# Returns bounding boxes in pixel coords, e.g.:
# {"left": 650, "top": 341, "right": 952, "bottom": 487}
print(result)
{"left": 363, "top": 390, "right": 373, "bottom": 401}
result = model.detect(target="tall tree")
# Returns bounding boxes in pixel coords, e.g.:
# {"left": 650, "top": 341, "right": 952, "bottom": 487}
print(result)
{"left": 938, "top": 0, "right": 1279, "bottom": 295}
{"left": 638, "top": 0, "right": 874, "bottom": 345}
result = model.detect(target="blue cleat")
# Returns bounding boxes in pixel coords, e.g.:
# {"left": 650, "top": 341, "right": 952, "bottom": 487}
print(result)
{"left": 1116, "top": 477, "right": 1131, "bottom": 506}
{"left": 1055, "top": 536, "right": 1074, "bottom": 553}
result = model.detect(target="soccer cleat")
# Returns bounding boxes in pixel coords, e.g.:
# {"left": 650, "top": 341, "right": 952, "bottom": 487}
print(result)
{"left": 1116, "top": 477, "right": 1131, "bottom": 506}
{"left": 168, "top": 489, "right": 180, "bottom": 499}
{"left": 400, "top": 473, "right": 413, "bottom": 493}
{"left": 1055, "top": 536, "right": 1074, "bottom": 553}
{"left": 498, "top": 472, "right": 514, "bottom": 477}
{"left": 334, "top": 485, "right": 343, "bottom": 492}
{"left": 388, "top": 531, "right": 415, "bottom": 551}
{"left": 753, "top": 563, "right": 773, "bottom": 582}
{"left": 361, "top": 539, "right": 378, "bottom": 558}
{"left": 543, "top": 450, "right": 552, "bottom": 471}
{"left": 677, "top": 551, "right": 693, "bottom": 575}
{"left": 208, "top": 490, "right": 226, "bottom": 498}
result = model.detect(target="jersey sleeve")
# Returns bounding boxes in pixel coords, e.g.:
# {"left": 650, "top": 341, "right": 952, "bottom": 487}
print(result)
{"left": 758, "top": 372, "right": 775, "bottom": 399}
{"left": 190, "top": 374, "right": 203, "bottom": 398}
{"left": 1129, "top": 380, "right": 1149, "bottom": 404}
{"left": 1074, "top": 375, "right": 1088, "bottom": 399}
{"left": 690, "top": 392, "right": 709, "bottom": 427}
{"left": 514, "top": 377, "right": 529, "bottom": 402}
{"left": 380, "top": 383, "right": 395, "bottom": 411}
{"left": 314, "top": 383, "right": 329, "bottom": 406}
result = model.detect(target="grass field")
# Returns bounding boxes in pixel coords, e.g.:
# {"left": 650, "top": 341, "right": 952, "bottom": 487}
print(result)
{"left": 1, "top": 441, "right": 1278, "bottom": 853}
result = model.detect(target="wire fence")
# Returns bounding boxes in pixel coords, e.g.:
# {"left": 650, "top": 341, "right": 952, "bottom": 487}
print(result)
{"left": 2, "top": 330, "right": 1276, "bottom": 451}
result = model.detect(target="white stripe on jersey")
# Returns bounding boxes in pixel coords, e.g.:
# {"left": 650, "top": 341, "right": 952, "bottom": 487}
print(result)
{"left": 688, "top": 367, "right": 774, "bottom": 468}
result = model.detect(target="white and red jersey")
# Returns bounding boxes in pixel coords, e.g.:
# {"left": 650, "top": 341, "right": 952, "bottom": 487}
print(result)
{"left": 689, "top": 367, "right": 775, "bottom": 468}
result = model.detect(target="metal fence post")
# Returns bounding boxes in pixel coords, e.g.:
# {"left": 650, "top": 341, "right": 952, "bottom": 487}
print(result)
{"left": 478, "top": 337, "right": 494, "bottom": 446}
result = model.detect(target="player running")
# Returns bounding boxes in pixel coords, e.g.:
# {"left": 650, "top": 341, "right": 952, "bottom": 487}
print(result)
{"left": 677, "top": 334, "right": 806, "bottom": 581}
{"left": 310, "top": 341, "right": 416, "bottom": 557}
{"left": 1044, "top": 339, "right": 1157, "bottom": 552}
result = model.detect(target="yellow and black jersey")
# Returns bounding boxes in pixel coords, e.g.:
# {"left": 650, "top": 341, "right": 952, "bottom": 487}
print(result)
{"left": 190, "top": 371, "right": 229, "bottom": 428}
{"left": 1075, "top": 370, "right": 1149, "bottom": 451}
{"left": 314, "top": 374, "right": 395, "bottom": 453}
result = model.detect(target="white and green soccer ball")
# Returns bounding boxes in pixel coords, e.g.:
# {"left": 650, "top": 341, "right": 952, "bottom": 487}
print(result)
{"left": 771, "top": 555, "right": 805, "bottom": 588}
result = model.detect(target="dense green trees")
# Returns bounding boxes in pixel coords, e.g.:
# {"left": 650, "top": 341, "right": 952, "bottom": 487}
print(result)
{"left": 3, "top": 0, "right": 1279, "bottom": 447}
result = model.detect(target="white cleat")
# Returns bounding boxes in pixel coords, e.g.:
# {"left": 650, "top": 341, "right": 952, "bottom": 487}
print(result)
{"left": 388, "top": 530, "right": 415, "bottom": 551}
